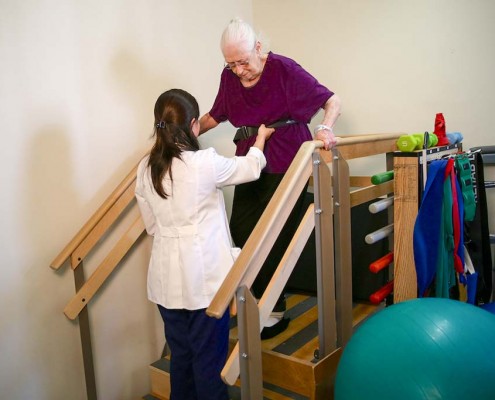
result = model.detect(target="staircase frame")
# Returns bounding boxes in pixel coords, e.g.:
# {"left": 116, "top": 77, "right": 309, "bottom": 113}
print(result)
{"left": 50, "top": 133, "right": 403, "bottom": 399}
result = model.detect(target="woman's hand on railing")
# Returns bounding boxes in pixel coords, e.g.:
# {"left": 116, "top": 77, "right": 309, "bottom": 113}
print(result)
{"left": 314, "top": 127, "right": 337, "bottom": 150}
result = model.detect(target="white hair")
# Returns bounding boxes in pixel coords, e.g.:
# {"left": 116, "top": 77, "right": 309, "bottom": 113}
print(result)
{"left": 220, "top": 18, "right": 259, "bottom": 53}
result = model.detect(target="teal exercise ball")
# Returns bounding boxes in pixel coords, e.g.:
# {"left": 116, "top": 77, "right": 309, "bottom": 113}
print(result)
{"left": 335, "top": 298, "right": 495, "bottom": 400}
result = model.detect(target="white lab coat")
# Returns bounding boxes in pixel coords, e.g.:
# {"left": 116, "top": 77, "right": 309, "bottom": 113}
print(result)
{"left": 135, "top": 146, "right": 266, "bottom": 310}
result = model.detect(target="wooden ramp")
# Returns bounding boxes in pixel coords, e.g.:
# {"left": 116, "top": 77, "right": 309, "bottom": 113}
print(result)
{"left": 145, "top": 294, "right": 380, "bottom": 400}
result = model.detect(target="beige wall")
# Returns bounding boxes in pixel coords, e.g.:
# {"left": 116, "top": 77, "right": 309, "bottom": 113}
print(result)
{"left": 1, "top": 0, "right": 494, "bottom": 399}
{"left": 0, "top": 1, "right": 251, "bottom": 399}
{"left": 254, "top": 0, "right": 495, "bottom": 256}
{"left": 254, "top": 0, "right": 495, "bottom": 144}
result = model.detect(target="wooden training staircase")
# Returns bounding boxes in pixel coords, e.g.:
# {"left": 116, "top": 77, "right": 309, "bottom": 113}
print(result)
{"left": 146, "top": 294, "right": 381, "bottom": 400}
{"left": 51, "top": 133, "right": 421, "bottom": 400}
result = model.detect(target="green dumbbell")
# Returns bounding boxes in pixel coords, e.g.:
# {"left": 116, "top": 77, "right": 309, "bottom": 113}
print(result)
{"left": 397, "top": 132, "right": 438, "bottom": 152}
{"left": 430, "top": 132, "right": 438, "bottom": 146}
{"left": 413, "top": 132, "right": 438, "bottom": 148}
{"left": 396, "top": 134, "right": 422, "bottom": 152}
{"left": 422, "top": 132, "right": 437, "bottom": 146}
{"left": 371, "top": 170, "right": 394, "bottom": 185}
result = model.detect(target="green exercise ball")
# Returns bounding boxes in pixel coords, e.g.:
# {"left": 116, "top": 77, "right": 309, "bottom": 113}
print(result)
{"left": 335, "top": 298, "right": 495, "bottom": 400}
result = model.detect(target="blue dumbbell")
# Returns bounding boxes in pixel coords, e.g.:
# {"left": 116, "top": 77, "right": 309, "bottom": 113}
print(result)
{"left": 447, "top": 132, "right": 463, "bottom": 144}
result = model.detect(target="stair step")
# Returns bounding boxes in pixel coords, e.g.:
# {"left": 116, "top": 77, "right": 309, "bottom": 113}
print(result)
{"left": 142, "top": 394, "right": 165, "bottom": 400}
{"left": 149, "top": 357, "right": 308, "bottom": 400}
{"left": 229, "top": 294, "right": 319, "bottom": 362}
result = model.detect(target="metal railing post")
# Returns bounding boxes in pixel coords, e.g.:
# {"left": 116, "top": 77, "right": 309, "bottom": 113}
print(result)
{"left": 236, "top": 285, "right": 263, "bottom": 399}
{"left": 73, "top": 261, "right": 98, "bottom": 400}
{"left": 312, "top": 150, "right": 337, "bottom": 358}
{"left": 331, "top": 149, "right": 353, "bottom": 347}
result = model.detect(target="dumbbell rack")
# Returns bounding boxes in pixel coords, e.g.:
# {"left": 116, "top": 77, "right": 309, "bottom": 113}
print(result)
{"left": 393, "top": 143, "right": 462, "bottom": 302}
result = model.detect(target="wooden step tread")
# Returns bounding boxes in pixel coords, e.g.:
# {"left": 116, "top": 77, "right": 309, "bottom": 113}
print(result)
{"left": 230, "top": 294, "right": 380, "bottom": 361}
{"left": 150, "top": 357, "right": 308, "bottom": 399}
{"left": 229, "top": 294, "right": 318, "bottom": 360}
{"left": 143, "top": 394, "right": 165, "bottom": 400}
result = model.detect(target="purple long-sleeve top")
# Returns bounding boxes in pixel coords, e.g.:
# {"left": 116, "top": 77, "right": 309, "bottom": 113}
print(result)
{"left": 209, "top": 52, "right": 334, "bottom": 173}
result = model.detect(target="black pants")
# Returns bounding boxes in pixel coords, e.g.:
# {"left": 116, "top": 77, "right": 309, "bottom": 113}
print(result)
{"left": 158, "top": 306, "right": 230, "bottom": 400}
{"left": 230, "top": 172, "right": 308, "bottom": 301}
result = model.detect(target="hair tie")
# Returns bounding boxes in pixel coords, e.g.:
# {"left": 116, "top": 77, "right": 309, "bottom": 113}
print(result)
{"left": 156, "top": 121, "right": 166, "bottom": 129}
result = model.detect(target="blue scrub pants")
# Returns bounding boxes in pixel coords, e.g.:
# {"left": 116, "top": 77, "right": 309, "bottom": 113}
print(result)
{"left": 158, "top": 305, "right": 230, "bottom": 400}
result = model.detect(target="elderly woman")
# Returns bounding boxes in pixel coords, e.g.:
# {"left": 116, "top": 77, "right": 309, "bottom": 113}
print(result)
{"left": 199, "top": 18, "right": 341, "bottom": 338}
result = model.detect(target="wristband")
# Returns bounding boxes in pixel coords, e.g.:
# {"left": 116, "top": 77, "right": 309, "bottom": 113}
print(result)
{"left": 314, "top": 124, "right": 333, "bottom": 135}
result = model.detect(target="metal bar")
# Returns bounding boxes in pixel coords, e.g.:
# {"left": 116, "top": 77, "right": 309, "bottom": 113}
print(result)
{"left": 73, "top": 261, "right": 98, "bottom": 400}
{"left": 312, "top": 150, "right": 337, "bottom": 358}
{"left": 332, "top": 149, "right": 353, "bottom": 347}
{"left": 237, "top": 285, "right": 263, "bottom": 400}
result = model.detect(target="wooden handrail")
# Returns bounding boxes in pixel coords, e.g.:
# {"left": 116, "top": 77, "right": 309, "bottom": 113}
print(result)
{"left": 335, "top": 132, "right": 403, "bottom": 144}
{"left": 52, "top": 132, "right": 401, "bottom": 305}
{"left": 64, "top": 216, "right": 145, "bottom": 320}
{"left": 51, "top": 132, "right": 402, "bottom": 321}
{"left": 207, "top": 132, "right": 402, "bottom": 319}
{"left": 50, "top": 163, "right": 139, "bottom": 270}
{"left": 206, "top": 141, "right": 321, "bottom": 318}
{"left": 69, "top": 181, "right": 137, "bottom": 270}
{"left": 328, "top": 132, "right": 402, "bottom": 161}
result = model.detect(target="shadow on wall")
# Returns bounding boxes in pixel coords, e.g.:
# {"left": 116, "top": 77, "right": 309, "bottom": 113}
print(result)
{"left": 109, "top": 48, "right": 170, "bottom": 361}
{"left": 21, "top": 129, "right": 160, "bottom": 398}
{"left": 109, "top": 48, "right": 175, "bottom": 140}
{"left": 20, "top": 126, "right": 86, "bottom": 399}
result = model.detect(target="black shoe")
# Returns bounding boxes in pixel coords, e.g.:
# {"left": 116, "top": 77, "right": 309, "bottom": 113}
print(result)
{"left": 273, "top": 298, "right": 286, "bottom": 312}
{"left": 270, "top": 298, "right": 287, "bottom": 318}
{"left": 260, "top": 317, "right": 290, "bottom": 340}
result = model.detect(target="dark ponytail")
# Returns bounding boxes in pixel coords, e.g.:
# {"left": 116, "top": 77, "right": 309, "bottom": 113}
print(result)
{"left": 149, "top": 89, "right": 200, "bottom": 199}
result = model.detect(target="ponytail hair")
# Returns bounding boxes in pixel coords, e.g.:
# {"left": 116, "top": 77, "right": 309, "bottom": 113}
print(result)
{"left": 149, "top": 89, "right": 200, "bottom": 199}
